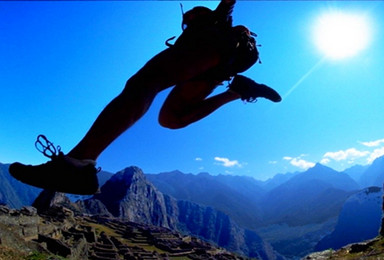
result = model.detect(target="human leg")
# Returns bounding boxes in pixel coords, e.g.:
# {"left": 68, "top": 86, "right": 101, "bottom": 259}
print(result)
{"left": 67, "top": 78, "right": 159, "bottom": 161}
{"left": 158, "top": 74, "right": 282, "bottom": 129}
{"left": 159, "top": 79, "right": 240, "bottom": 129}
{"left": 68, "top": 46, "right": 223, "bottom": 160}
{"left": 9, "top": 42, "right": 224, "bottom": 194}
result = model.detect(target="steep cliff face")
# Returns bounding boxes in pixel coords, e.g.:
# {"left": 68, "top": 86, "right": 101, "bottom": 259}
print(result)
{"left": 177, "top": 200, "right": 234, "bottom": 246}
{"left": 315, "top": 186, "right": 382, "bottom": 251}
{"left": 146, "top": 171, "right": 264, "bottom": 229}
{"left": 306, "top": 185, "right": 384, "bottom": 259}
{"left": 33, "top": 166, "right": 277, "bottom": 259}
{"left": 176, "top": 200, "right": 279, "bottom": 259}
{"left": 92, "top": 166, "right": 176, "bottom": 229}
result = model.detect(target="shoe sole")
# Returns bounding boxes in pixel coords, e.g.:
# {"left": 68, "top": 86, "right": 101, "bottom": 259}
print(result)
{"left": 9, "top": 162, "right": 99, "bottom": 195}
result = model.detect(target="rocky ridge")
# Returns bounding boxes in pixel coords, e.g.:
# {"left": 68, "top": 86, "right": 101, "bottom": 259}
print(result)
{"left": 305, "top": 186, "right": 384, "bottom": 259}
{"left": 70, "top": 166, "right": 277, "bottom": 259}
{"left": 0, "top": 166, "right": 275, "bottom": 259}
{"left": 0, "top": 204, "right": 249, "bottom": 260}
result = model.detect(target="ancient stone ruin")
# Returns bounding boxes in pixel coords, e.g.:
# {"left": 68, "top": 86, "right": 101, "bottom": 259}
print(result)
{"left": 0, "top": 205, "right": 248, "bottom": 259}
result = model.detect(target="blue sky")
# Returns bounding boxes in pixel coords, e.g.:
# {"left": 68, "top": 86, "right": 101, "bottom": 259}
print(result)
{"left": 1, "top": 1, "right": 383, "bottom": 180}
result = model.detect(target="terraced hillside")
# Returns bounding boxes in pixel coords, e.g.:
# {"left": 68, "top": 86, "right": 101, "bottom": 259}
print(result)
{"left": 0, "top": 205, "right": 250, "bottom": 260}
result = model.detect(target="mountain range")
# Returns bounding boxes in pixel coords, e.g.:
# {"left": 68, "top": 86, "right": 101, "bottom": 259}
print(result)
{"left": 146, "top": 158, "right": 384, "bottom": 258}
{"left": 146, "top": 171, "right": 264, "bottom": 230}
{"left": 31, "top": 166, "right": 280, "bottom": 259}
{"left": 1, "top": 155, "right": 384, "bottom": 259}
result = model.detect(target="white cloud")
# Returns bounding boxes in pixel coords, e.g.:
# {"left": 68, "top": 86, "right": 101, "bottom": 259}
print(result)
{"left": 214, "top": 157, "right": 242, "bottom": 167}
{"left": 195, "top": 157, "right": 202, "bottom": 161}
{"left": 359, "top": 138, "right": 384, "bottom": 147}
{"left": 282, "top": 138, "right": 384, "bottom": 172}
{"left": 323, "top": 148, "right": 369, "bottom": 161}
{"left": 367, "top": 146, "right": 384, "bottom": 164}
{"left": 290, "top": 158, "right": 315, "bottom": 170}
{"left": 320, "top": 158, "right": 330, "bottom": 165}
{"left": 359, "top": 138, "right": 384, "bottom": 164}
{"left": 283, "top": 155, "right": 315, "bottom": 170}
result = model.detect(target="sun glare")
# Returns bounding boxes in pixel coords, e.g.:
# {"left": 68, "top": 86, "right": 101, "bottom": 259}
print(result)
{"left": 313, "top": 11, "right": 372, "bottom": 60}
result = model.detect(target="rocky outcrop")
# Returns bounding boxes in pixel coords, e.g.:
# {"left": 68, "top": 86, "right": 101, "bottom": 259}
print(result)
{"left": 33, "top": 190, "right": 71, "bottom": 211}
{"left": 76, "top": 198, "right": 113, "bottom": 217}
{"left": 177, "top": 200, "right": 278, "bottom": 259}
{"left": 0, "top": 205, "right": 249, "bottom": 260}
{"left": 92, "top": 166, "right": 176, "bottom": 229}
{"left": 305, "top": 237, "right": 384, "bottom": 259}
{"left": 380, "top": 184, "right": 384, "bottom": 237}
{"left": 0, "top": 205, "right": 40, "bottom": 254}
{"left": 89, "top": 166, "right": 279, "bottom": 259}
{"left": 32, "top": 166, "right": 277, "bottom": 258}
{"left": 315, "top": 186, "right": 382, "bottom": 251}
{"left": 304, "top": 185, "right": 384, "bottom": 259}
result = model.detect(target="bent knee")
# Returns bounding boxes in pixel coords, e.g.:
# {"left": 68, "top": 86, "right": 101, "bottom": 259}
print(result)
{"left": 158, "top": 113, "right": 188, "bottom": 130}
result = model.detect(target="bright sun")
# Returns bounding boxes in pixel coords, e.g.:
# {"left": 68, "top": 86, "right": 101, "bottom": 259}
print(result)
{"left": 313, "top": 11, "right": 372, "bottom": 60}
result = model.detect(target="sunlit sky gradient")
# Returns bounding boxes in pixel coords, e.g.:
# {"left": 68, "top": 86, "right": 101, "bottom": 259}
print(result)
{"left": 1, "top": 1, "right": 383, "bottom": 180}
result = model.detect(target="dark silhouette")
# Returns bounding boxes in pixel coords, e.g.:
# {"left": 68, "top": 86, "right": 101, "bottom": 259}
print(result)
{"left": 10, "top": 0, "right": 281, "bottom": 195}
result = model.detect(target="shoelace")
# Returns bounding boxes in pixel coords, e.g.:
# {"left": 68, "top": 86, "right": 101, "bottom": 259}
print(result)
{"left": 35, "top": 134, "right": 62, "bottom": 159}
{"left": 34, "top": 134, "right": 102, "bottom": 173}
{"left": 246, "top": 97, "right": 258, "bottom": 103}
{"left": 228, "top": 75, "right": 258, "bottom": 103}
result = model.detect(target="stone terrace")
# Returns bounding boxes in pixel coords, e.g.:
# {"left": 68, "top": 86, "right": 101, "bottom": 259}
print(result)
{"left": 0, "top": 206, "right": 250, "bottom": 260}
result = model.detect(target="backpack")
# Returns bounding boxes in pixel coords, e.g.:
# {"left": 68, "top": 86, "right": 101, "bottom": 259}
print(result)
{"left": 229, "top": 25, "right": 260, "bottom": 75}
{"left": 181, "top": 6, "right": 215, "bottom": 30}
{"left": 166, "top": 5, "right": 260, "bottom": 77}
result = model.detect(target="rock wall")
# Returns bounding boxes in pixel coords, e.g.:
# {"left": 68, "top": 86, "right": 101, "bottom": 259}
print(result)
{"left": 0, "top": 205, "right": 250, "bottom": 260}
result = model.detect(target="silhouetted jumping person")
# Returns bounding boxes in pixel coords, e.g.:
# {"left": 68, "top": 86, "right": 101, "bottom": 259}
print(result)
{"left": 10, "top": 0, "right": 281, "bottom": 195}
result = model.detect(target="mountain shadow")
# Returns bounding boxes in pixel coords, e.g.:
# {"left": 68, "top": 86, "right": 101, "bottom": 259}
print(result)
{"left": 260, "top": 163, "right": 359, "bottom": 226}
{"left": 145, "top": 164, "right": 363, "bottom": 259}
{"left": 315, "top": 186, "right": 383, "bottom": 251}
{"left": 358, "top": 155, "right": 384, "bottom": 188}
{"left": 77, "top": 166, "right": 280, "bottom": 259}
{"left": 146, "top": 170, "right": 264, "bottom": 229}
{"left": 0, "top": 163, "right": 41, "bottom": 208}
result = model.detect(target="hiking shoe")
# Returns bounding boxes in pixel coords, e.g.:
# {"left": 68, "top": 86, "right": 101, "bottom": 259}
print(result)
{"left": 9, "top": 135, "right": 99, "bottom": 195}
{"left": 229, "top": 75, "right": 282, "bottom": 103}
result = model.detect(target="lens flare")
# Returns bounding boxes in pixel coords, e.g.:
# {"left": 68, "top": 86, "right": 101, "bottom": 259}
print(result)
{"left": 313, "top": 11, "right": 372, "bottom": 60}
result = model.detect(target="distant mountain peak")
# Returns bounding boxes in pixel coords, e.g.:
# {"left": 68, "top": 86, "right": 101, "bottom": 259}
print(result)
{"left": 371, "top": 155, "right": 384, "bottom": 165}
{"left": 312, "top": 163, "right": 333, "bottom": 171}
{"left": 314, "top": 162, "right": 324, "bottom": 167}
{"left": 100, "top": 166, "right": 142, "bottom": 188}
{"left": 113, "top": 166, "right": 144, "bottom": 179}
{"left": 306, "top": 163, "right": 344, "bottom": 176}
